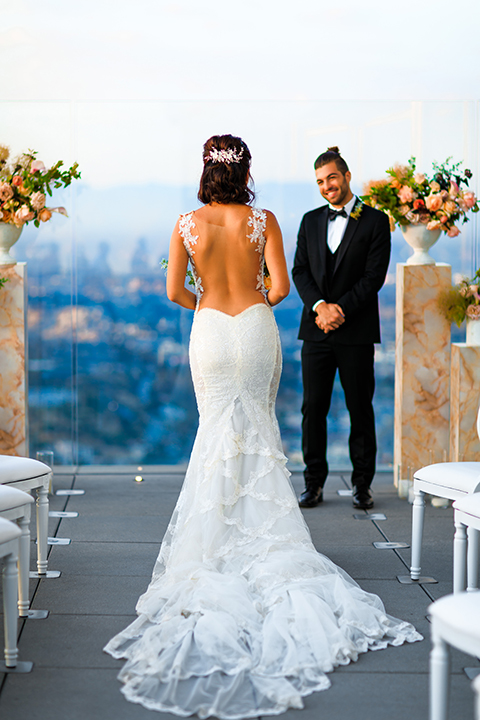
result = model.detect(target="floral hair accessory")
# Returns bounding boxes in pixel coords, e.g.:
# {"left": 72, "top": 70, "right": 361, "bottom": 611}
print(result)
{"left": 205, "top": 147, "right": 244, "bottom": 165}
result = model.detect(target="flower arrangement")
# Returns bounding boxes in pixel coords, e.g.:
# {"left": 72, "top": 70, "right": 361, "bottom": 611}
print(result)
{"left": 437, "top": 268, "right": 480, "bottom": 326}
{"left": 0, "top": 145, "right": 80, "bottom": 228}
{"left": 361, "top": 157, "right": 478, "bottom": 235}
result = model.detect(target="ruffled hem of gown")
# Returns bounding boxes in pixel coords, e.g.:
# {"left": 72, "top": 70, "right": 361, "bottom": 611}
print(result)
{"left": 104, "top": 395, "right": 422, "bottom": 719}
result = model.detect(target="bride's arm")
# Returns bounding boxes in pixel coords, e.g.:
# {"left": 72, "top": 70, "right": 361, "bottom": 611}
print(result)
{"left": 263, "top": 211, "right": 290, "bottom": 306}
{"left": 166, "top": 221, "right": 197, "bottom": 310}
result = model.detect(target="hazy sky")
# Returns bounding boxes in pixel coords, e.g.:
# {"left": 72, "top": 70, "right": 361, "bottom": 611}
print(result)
{"left": 2, "top": 0, "right": 480, "bottom": 103}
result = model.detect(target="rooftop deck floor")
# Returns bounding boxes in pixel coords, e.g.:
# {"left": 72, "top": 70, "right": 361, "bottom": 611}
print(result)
{"left": 0, "top": 467, "right": 477, "bottom": 720}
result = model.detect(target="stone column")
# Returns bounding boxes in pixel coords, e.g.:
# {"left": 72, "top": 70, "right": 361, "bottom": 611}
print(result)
{"left": 394, "top": 263, "right": 451, "bottom": 492}
{"left": 0, "top": 262, "right": 28, "bottom": 456}
{"left": 450, "top": 343, "right": 480, "bottom": 461}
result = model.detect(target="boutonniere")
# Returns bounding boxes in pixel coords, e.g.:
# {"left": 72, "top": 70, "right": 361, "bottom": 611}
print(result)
{"left": 350, "top": 199, "right": 364, "bottom": 221}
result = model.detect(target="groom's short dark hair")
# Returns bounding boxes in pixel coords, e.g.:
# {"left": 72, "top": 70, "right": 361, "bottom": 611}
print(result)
{"left": 314, "top": 146, "right": 349, "bottom": 175}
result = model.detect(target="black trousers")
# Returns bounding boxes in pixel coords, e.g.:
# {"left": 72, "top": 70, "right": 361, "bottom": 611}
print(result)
{"left": 301, "top": 338, "right": 376, "bottom": 490}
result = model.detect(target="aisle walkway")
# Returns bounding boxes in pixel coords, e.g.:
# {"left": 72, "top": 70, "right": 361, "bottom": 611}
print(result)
{"left": 0, "top": 467, "right": 476, "bottom": 720}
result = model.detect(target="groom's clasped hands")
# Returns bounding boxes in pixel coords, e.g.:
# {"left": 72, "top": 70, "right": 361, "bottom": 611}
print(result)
{"left": 314, "top": 302, "right": 345, "bottom": 333}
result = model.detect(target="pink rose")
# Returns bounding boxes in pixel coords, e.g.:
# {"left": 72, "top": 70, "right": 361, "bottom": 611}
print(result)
{"left": 466, "top": 304, "right": 480, "bottom": 320}
{"left": 0, "top": 182, "right": 13, "bottom": 202}
{"left": 398, "top": 185, "right": 415, "bottom": 203}
{"left": 38, "top": 208, "right": 52, "bottom": 222}
{"left": 425, "top": 193, "right": 443, "bottom": 212}
{"left": 30, "top": 160, "right": 46, "bottom": 173}
{"left": 30, "top": 191, "right": 46, "bottom": 211}
{"left": 427, "top": 220, "right": 442, "bottom": 230}
{"left": 430, "top": 181, "right": 441, "bottom": 192}
{"left": 398, "top": 204, "right": 410, "bottom": 216}
{"left": 440, "top": 215, "right": 448, "bottom": 223}
{"left": 414, "top": 173, "right": 426, "bottom": 184}
{"left": 447, "top": 225, "right": 460, "bottom": 237}
{"left": 462, "top": 191, "right": 477, "bottom": 209}
{"left": 14, "top": 206, "right": 35, "bottom": 225}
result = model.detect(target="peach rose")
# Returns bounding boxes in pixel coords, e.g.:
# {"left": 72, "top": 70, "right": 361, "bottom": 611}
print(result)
{"left": 11, "top": 175, "right": 23, "bottom": 187}
{"left": 398, "top": 204, "right": 410, "bottom": 216}
{"left": 447, "top": 225, "right": 460, "bottom": 237}
{"left": 398, "top": 185, "right": 415, "bottom": 203}
{"left": 30, "top": 160, "right": 46, "bottom": 173}
{"left": 462, "top": 191, "right": 477, "bottom": 209}
{"left": 0, "top": 209, "right": 11, "bottom": 223}
{"left": 14, "top": 206, "right": 35, "bottom": 225}
{"left": 390, "top": 178, "right": 402, "bottom": 189}
{"left": 444, "top": 200, "right": 457, "bottom": 215}
{"left": 429, "top": 181, "right": 441, "bottom": 192}
{"left": 38, "top": 208, "right": 52, "bottom": 222}
{"left": 440, "top": 215, "right": 448, "bottom": 223}
{"left": 414, "top": 173, "right": 426, "bottom": 184}
{"left": 0, "top": 182, "right": 13, "bottom": 202}
{"left": 31, "top": 191, "right": 46, "bottom": 211}
{"left": 425, "top": 193, "right": 443, "bottom": 212}
{"left": 427, "top": 220, "right": 442, "bottom": 230}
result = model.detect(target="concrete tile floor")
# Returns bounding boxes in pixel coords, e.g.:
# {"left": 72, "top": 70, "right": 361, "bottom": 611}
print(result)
{"left": 0, "top": 468, "right": 477, "bottom": 720}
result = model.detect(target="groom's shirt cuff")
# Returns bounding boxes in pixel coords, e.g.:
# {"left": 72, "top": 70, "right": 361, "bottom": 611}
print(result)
{"left": 312, "top": 299, "right": 325, "bottom": 312}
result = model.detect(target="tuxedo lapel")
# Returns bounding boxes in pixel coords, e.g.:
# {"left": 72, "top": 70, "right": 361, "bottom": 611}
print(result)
{"left": 333, "top": 213, "right": 361, "bottom": 276}
{"left": 317, "top": 207, "right": 328, "bottom": 280}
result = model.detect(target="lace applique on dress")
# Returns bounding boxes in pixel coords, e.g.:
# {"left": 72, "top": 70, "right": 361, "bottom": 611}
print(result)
{"left": 178, "top": 212, "right": 204, "bottom": 301}
{"left": 247, "top": 208, "right": 268, "bottom": 298}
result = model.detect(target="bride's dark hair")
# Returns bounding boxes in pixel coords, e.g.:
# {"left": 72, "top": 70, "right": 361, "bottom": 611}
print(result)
{"left": 198, "top": 135, "right": 255, "bottom": 205}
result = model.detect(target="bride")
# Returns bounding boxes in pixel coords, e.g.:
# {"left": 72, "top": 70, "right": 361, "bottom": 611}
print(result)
{"left": 104, "top": 134, "right": 422, "bottom": 718}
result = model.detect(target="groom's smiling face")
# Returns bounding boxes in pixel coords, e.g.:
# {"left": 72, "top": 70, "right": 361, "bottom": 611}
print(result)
{"left": 315, "top": 161, "right": 352, "bottom": 208}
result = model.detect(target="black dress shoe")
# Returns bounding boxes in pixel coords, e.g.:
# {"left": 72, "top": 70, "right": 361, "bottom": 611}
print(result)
{"left": 298, "top": 487, "right": 323, "bottom": 508}
{"left": 352, "top": 487, "right": 374, "bottom": 510}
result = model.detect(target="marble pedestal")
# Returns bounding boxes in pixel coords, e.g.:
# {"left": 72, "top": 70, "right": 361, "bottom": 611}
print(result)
{"left": 450, "top": 344, "right": 480, "bottom": 461}
{"left": 394, "top": 263, "right": 451, "bottom": 491}
{"left": 0, "top": 263, "right": 28, "bottom": 456}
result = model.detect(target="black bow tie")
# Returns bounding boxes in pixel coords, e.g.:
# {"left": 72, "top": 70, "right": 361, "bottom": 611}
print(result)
{"left": 328, "top": 207, "right": 348, "bottom": 221}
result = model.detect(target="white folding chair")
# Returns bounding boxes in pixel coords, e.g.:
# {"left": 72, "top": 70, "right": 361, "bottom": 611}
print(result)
{"left": 0, "top": 455, "right": 54, "bottom": 577}
{"left": 429, "top": 592, "right": 480, "bottom": 720}
{"left": 453, "top": 492, "right": 480, "bottom": 594}
{"left": 0, "top": 485, "right": 34, "bottom": 616}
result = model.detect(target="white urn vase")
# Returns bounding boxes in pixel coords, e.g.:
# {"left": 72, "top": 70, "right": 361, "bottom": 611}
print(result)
{"left": 466, "top": 317, "right": 480, "bottom": 345}
{"left": 401, "top": 224, "right": 441, "bottom": 265}
{"left": 0, "top": 223, "right": 22, "bottom": 265}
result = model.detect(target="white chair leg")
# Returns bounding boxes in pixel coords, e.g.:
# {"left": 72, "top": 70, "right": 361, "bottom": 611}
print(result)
{"left": 467, "top": 527, "right": 479, "bottom": 592}
{"left": 17, "top": 511, "right": 31, "bottom": 616}
{"left": 453, "top": 516, "right": 467, "bottom": 593}
{"left": 473, "top": 674, "right": 480, "bottom": 720}
{"left": 410, "top": 487, "right": 425, "bottom": 580}
{"left": 430, "top": 630, "right": 450, "bottom": 720}
{"left": 36, "top": 484, "right": 49, "bottom": 575}
{"left": 3, "top": 550, "right": 19, "bottom": 668}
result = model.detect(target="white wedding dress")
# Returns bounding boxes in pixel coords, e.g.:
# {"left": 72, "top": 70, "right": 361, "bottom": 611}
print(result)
{"left": 104, "top": 209, "right": 422, "bottom": 718}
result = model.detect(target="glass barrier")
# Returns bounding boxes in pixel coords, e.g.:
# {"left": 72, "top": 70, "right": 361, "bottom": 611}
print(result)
{"left": 3, "top": 100, "right": 478, "bottom": 467}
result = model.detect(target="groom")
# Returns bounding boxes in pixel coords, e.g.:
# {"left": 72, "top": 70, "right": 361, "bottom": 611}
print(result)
{"left": 292, "top": 146, "right": 391, "bottom": 510}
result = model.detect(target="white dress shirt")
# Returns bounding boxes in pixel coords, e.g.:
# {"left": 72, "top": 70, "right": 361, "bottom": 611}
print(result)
{"left": 312, "top": 195, "right": 356, "bottom": 312}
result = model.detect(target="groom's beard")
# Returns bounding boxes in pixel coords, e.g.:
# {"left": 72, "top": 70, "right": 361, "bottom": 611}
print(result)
{"left": 321, "top": 177, "right": 351, "bottom": 207}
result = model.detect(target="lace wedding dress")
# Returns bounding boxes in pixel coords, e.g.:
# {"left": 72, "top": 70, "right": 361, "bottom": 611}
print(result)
{"left": 104, "top": 209, "right": 422, "bottom": 719}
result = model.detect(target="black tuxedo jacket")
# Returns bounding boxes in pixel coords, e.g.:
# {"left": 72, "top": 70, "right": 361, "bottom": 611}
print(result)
{"left": 292, "top": 202, "right": 391, "bottom": 344}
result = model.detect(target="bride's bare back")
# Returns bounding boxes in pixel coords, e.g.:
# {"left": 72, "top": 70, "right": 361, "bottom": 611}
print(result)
{"left": 167, "top": 203, "right": 290, "bottom": 315}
